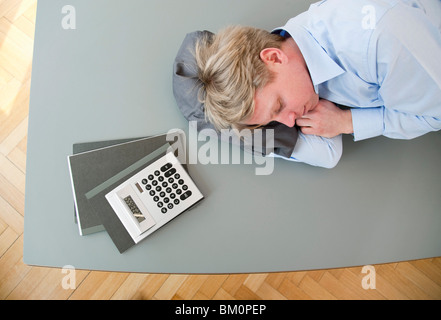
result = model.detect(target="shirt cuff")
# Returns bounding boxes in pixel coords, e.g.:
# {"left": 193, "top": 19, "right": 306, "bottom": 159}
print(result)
{"left": 351, "top": 107, "right": 384, "bottom": 141}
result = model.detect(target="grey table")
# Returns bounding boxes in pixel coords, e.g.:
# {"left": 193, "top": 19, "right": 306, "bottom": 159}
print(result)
{"left": 23, "top": 0, "right": 441, "bottom": 273}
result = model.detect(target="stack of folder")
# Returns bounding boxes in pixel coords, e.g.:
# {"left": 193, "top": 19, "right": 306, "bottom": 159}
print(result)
{"left": 67, "top": 132, "right": 185, "bottom": 253}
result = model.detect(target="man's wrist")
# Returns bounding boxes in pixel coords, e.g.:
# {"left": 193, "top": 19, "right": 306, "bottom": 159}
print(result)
{"left": 342, "top": 109, "right": 354, "bottom": 135}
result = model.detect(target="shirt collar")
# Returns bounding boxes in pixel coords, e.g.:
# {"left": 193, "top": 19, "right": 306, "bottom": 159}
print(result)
{"left": 272, "top": 22, "right": 345, "bottom": 93}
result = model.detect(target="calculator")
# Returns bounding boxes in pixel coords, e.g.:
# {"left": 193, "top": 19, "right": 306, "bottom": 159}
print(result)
{"left": 105, "top": 151, "right": 204, "bottom": 241}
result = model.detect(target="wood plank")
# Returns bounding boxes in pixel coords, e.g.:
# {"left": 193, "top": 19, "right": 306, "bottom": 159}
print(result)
{"left": 374, "top": 270, "right": 411, "bottom": 300}
{"left": 255, "top": 281, "right": 287, "bottom": 300}
{"left": 10, "top": 14, "right": 34, "bottom": 38}
{"left": 3, "top": 0, "right": 36, "bottom": 23}
{"left": 298, "top": 275, "right": 337, "bottom": 300}
{"left": 0, "top": 194, "right": 23, "bottom": 234}
{"left": 319, "top": 271, "right": 365, "bottom": 300}
{"left": 6, "top": 146, "right": 26, "bottom": 173}
{"left": 409, "top": 259, "right": 441, "bottom": 288}
{"left": 0, "top": 37, "right": 32, "bottom": 80}
{"left": 0, "top": 78, "right": 21, "bottom": 114}
{"left": 175, "top": 275, "right": 209, "bottom": 300}
{"left": 0, "top": 0, "right": 20, "bottom": 19}
{"left": 277, "top": 278, "right": 312, "bottom": 300}
{"left": 197, "top": 274, "right": 229, "bottom": 299}
{"left": 243, "top": 273, "right": 268, "bottom": 292}
{"left": 396, "top": 262, "right": 441, "bottom": 299}
{"left": 153, "top": 274, "right": 188, "bottom": 300}
{"left": 110, "top": 273, "right": 150, "bottom": 300}
{"left": 0, "top": 153, "right": 25, "bottom": 193}
{"left": 88, "top": 272, "right": 130, "bottom": 300}
{"left": 0, "top": 172, "right": 25, "bottom": 215}
{"left": 338, "top": 268, "right": 386, "bottom": 300}
{"left": 233, "top": 284, "right": 262, "bottom": 300}
{"left": 0, "top": 16, "right": 34, "bottom": 53}
{"left": 0, "top": 234, "right": 23, "bottom": 281}
{"left": 0, "top": 65, "right": 13, "bottom": 87}
{"left": 376, "top": 264, "right": 432, "bottom": 300}
{"left": 0, "top": 256, "right": 32, "bottom": 299}
{"left": 0, "top": 78, "right": 30, "bottom": 145}
{"left": 212, "top": 287, "right": 235, "bottom": 300}
{"left": 47, "top": 268, "right": 90, "bottom": 300}
{"left": 132, "top": 274, "right": 169, "bottom": 300}
{"left": 0, "top": 115, "right": 28, "bottom": 157}
{"left": 0, "top": 226, "right": 18, "bottom": 257}
{"left": 12, "top": 267, "right": 53, "bottom": 300}
{"left": 265, "top": 272, "right": 287, "bottom": 289}
{"left": 68, "top": 271, "right": 114, "bottom": 300}
{"left": 221, "top": 274, "right": 248, "bottom": 296}
{"left": 0, "top": 217, "right": 7, "bottom": 233}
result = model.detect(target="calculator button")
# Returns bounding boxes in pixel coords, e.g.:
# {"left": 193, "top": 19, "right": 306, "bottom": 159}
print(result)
{"left": 176, "top": 189, "right": 182, "bottom": 195}
{"left": 165, "top": 168, "right": 176, "bottom": 178}
{"left": 163, "top": 197, "right": 170, "bottom": 203}
{"left": 161, "top": 207, "right": 167, "bottom": 214}
{"left": 168, "top": 177, "right": 174, "bottom": 183}
{"left": 162, "top": 181, "right": 168, "bottom": 187}
{"left": 152, "top": 180, "right": 158, "bottom": 186}
{"left": 155, "top": 186, "right": 161, "bottom": 192}
{"left": 149, "top": 190, "right": 155, "bottom": 196}
{"left": 145, "top": 184, "right": 152, "bottom": 190}
{"left": 159, "top": 191, "right": 166, "bottom": 198}
{"left": 154, "top": 170, "right": 160, "bottom": 176}
{"left": 178, "top": 179, "right": 184, "bottom": 185}
{"left": 167, "top": 203, "right": 174, "bottom": 209}
{"left": 157, "top": 202, "right": 163, "bottom": 208}
{"left": 166, "top": 187, "right": 172, "bottom": 193}
{"left": 174, "top": 173, "right": 180, "bottom": 179}
{"left": 172, "top": 183, "right": 178, "bottom": 189}
{"left": 160, "top": 163, "right": 172, "bottom": 172}
{"left": 170, "top": 193, "right": 176, "bottom": 199}
{"left": 153, "top": 196, "right": 159, "bottom": 202}
{"left": 142, "top": 179, "right": 148, "bottom": 184}
{"left": 174, "top": 199, "right": 180, "bottom": 205}
{"left": 180, "top": 190, "right": 192, "bottom": 201}
{"left": 148, "top": 174, "right": 154, "bottom": 180}
{"left": 182, "top": 185, "right": 188, "bottom": 191}
{"left": 158, "top": 176, "right": 164, "bottom": 182}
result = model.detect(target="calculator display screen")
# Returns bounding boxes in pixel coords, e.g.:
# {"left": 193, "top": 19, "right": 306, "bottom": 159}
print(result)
{"left": 123, "top": 195, "right": 145, "bottom": 223}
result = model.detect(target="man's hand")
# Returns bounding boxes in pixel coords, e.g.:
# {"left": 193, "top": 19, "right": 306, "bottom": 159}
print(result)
{"left": 296, "top": 99, "right": 353, "bottom": 138}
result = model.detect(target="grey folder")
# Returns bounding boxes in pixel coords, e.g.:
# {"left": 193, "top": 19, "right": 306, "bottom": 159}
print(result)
{"left": 87, "top": 147, "right": 167, "bottom": 254}
{"left": 68, "top": 134, "right": 170, "bottom": 235}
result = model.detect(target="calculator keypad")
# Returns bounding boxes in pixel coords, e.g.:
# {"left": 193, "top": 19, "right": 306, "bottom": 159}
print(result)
{"left": 141, "top": 162, "right": 192, "bottom": 214}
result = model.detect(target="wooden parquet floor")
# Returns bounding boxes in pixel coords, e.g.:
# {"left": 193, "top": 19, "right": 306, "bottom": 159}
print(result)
{"left": 0, "top": 0, "right": 440, "bottom": 300}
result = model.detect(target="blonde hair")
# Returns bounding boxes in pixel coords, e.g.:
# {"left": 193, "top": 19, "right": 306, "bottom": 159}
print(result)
{"left": 195, "top": 25, "right": 284, "bottom": 130}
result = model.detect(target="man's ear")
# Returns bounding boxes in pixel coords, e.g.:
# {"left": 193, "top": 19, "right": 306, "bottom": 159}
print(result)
{"left": 260, "top": 48, "right": 287, "bottom": 68}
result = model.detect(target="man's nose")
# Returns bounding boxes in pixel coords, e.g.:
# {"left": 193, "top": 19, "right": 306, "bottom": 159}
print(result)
{"left": 275, "top": 111, "right": 296, "bottom": 127}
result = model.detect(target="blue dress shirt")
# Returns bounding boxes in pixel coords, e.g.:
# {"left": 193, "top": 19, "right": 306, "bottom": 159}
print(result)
{"left": 273, "top": 0, "right": 441, "bottom": 142}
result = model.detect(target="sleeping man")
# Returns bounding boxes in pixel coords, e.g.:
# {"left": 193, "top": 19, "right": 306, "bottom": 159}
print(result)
{"left": 173, "top": 0, "right": 441, "bottom": 169}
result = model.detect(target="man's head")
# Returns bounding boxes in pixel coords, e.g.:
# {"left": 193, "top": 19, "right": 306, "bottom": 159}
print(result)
{"left": 195, "top": 25, "right": 318, "bottom": 131}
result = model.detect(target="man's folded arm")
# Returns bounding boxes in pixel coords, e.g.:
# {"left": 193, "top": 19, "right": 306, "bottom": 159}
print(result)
{"left": 352, "top": 3, "right": 441, "bottom": 141}
{"left": 268, "top": 132, "right": 343, "bottom": 169}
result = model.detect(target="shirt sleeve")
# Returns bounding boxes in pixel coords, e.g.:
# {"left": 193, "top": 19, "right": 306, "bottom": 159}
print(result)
{"left": 351, "top": 2, "right": 441, "bottom": 141}
{"left": 268, "top": 132, "right": 343, "bottom": 169}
